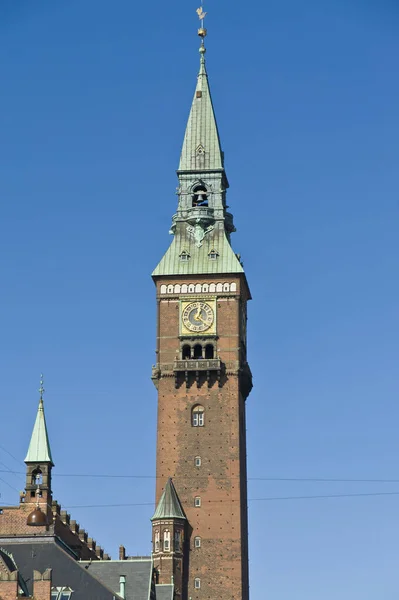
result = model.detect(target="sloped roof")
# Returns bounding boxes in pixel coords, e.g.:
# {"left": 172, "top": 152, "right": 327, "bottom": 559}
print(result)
{"left": 179, "top": 49, "right": 223, "bottom": 172}
{"left": 25, "top": 399, "right": 54, "bottom": 466}
{"left": 151, "top": 479, "right": 186, "bottom": 521}
{"left": 152, "top": 231, "right": 244, "bottom": 277}
{"left": 81, "top": 557, "right": 153, "bottom": 600}
{"left": 0, "top": 540, "right": 120, "bottom": 600}
{"left": 155, "top": 584, "right": 174, "bottom": 600}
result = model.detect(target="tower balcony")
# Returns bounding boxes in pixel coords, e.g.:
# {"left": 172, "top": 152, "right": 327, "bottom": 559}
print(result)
{"left": 174, "top": 358, "right": 222, "bottom": 388}
{"left": 151, "top": 359, "right": 222, "bottom": 389}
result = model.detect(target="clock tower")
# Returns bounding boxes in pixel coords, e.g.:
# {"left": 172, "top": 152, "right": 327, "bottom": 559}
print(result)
{"left": 151, "top": 31, "right": 252, "bottom": 600}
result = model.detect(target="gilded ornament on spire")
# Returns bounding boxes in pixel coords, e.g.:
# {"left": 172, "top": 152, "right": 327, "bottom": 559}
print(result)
{"left": 196, "top": 1, "right": 207, "bottom": 39}
{"left": 39, "top": 373, "right": 45, "bottom": 402}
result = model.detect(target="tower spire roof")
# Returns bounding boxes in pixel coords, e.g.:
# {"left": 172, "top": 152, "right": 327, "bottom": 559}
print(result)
{"left": 25, "top": 375, "right": 54, "bottom": 466}
{"left": 178, "top": 36, "right": 224, "bottom": 172}
{"left": 151, "top": 478, "right": 186, "bottom": 521}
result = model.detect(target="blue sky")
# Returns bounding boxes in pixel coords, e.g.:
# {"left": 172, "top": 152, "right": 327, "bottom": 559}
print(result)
{"left": 1, "top": 0, "right": 399, "bottom": 598}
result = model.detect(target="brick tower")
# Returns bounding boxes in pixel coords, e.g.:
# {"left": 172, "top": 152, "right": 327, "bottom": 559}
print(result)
{"left": 151, "top": 30, "right": 252, "bottom": 600}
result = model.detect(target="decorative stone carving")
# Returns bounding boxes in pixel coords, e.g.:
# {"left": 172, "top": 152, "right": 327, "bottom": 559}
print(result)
{"left": 187, "top": 223, "right": 214, "bottom": 248}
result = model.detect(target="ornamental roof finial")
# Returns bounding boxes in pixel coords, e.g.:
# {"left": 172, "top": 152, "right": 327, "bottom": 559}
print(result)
{"left": 196, "top": 1, "right": 207, "bottom": 57}
{"left": 38, "top": 373, "right": 45, "bottom": 404}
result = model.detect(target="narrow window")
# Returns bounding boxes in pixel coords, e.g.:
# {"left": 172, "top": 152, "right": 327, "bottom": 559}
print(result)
{"left": 195, "top": 578, "right": 201, "bottom": 589}
{"left": 32, "top": 468, "right": 43, "bottom": 486}
{"left": 194, "top": 497, "right": 201, "bottom": 507}
{"left": 195, "top": 456, "right": 201, "bottom": 467}
{"left": 194, "top": 536, "right": 201, "bottom": 548}
{"left": 155, "top": 530, "right": 160, "bottom": 552}
{"left": 205, "top": 344, "right": 214, "bottom": 359}
{"left": 164, "top": 530, "right": 170, "bottom": 552}
{"left": 174, "top": 530, "right": 181, "bottom": 552}
{"left": 182, "top": 345, "right": 191, "bottom": 360}
{"left": 192, "top": 406, "right": 205, "bottom": 427}
{"left": 193, "top": 344, "right": 203, "bottom": 359}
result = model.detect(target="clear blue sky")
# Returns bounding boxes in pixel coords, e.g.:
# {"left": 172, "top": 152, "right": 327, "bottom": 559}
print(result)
{"left": 1, "top": 1, "right": 399, "bottom": 598}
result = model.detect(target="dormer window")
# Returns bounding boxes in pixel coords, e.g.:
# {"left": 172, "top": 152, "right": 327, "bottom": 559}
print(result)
{"left": 208, "top": 249, "right": 219, "bottom": 260}
{"left": 51, "top": 588, "right": 73, "bottom": 600}
{"left": 179, "top": 251, "right": 190, "bottom": 262}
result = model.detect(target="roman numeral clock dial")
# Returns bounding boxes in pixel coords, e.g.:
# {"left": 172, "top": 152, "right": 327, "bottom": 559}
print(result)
{"left": 181, "top": 300, "right": 216, "bottom": 335}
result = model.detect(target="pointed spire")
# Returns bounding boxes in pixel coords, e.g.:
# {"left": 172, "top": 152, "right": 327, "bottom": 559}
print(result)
{"left": 178, "top": 36, "right": 224, "bottom": 172}
{"left": 151, "top": 478, "right": 186, "bottom": 521}
{"left": 25, "top": 375, "right": 54, "bottom": 466}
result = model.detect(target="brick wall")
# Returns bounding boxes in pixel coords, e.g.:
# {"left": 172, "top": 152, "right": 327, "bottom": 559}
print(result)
{"left": 154, "top": 274, "right": 250, "bottom": 600}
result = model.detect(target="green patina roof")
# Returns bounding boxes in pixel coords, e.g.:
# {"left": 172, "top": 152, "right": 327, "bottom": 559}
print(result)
{"left": 153, "top": 44, "right": 246, "bottom": 280}
{"left": 25, "top": 398, "right": 54, "bottom": 466}
{"left": 152, "top": 230, "right": 243, "bottom": 277}
{"left": 151, "top": 478, "right": 186, "bottom": 521}
{"left": 178, "top": 50, "right": 223, "bottom": 172}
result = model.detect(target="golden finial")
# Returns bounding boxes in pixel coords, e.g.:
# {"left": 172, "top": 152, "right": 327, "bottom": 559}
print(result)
{"left": 197, "top": 1, "right": 207, "bottom": 40}
{"left": 38, "top": 374, "right": 45, "bottom": 402}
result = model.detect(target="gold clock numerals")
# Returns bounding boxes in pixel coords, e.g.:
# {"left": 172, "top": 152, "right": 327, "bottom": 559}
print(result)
{"left": 182, "top": 301, "right": 215, "bottom": 334}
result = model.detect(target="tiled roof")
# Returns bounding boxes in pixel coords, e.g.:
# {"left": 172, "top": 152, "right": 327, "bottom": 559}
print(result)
{"left": 81, "top": 557, "right": 154, "bottom": 600}
{"left": 155, "top": 584, "right": 174, "bottom": 600}
{"left": 0, "top": 540, "right": 120, "bottom": 600}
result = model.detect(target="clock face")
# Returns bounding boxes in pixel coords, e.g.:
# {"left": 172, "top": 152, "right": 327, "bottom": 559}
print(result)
{"left": 182, "top": 301, "right": 214, "bottom": 333}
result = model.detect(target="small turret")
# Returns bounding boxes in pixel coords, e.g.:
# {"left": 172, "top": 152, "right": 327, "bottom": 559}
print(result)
{"left": 151, "top": 479, "right": 186, "bottom": 599}
{"left": 24, "top": 376, "right": 53, "bottom": 521}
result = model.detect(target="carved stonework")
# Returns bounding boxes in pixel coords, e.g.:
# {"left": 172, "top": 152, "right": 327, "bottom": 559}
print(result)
{"left": 187, "top": 223, "right": 214, "bottom": 248}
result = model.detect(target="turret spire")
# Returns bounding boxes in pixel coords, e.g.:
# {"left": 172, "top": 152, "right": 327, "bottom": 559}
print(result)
{"left": 25, "top": 375, "right": 54, "bottom": 466}
{"left": 151, "top": 478, "right": 186, "bottom": 521}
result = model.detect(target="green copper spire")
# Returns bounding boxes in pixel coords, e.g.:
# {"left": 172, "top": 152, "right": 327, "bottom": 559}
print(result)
{"left": 25, "top": 375, "right": 54, "bottom": 466}
{"left": 152, "top": 32, "right": 244, "bottom": 278}
{"left": 178, "top": 43, "right": 223, "bottom": 172}
{"left": 151, "top": 478, "right": 186, "bottom": 521}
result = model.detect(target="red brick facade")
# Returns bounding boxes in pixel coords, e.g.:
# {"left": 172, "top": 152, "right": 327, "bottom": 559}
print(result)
{"left": 153, "top": 274, "right": 251, "bottom": 600}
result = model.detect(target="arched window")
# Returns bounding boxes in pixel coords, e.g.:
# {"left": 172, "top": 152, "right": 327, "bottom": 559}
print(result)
{"left": 205, "top": 344, "right": 214, "bottom": 359}
{"left": 194, "top": 536, "right": 201, "bottom": 548}
{"left": 154, "top": 530, "right": 160, "bottom": 552}
{"left": 194, "top": 578, "right": 201, "bottom": 589}
{"left": 182, "top": 345, "right": 191, "bottom": 360}
{"left": 164, "top": 530, "right": 170, "bottom": 552}
{"left": 194, "top": 497, "right": 201, "bottom": 507}
{"left": 32, "top": 468, "right": 43, "bottom": 486}
{"left": 192, "top": 406, "right": 204, "bottom": 427}
{"left": 195, "top": 456, "right": 201, "bottom": 467}
{"left": 193, "top": 344, "right": 203, "bottom": 359}
{"left": 192, "top": 186, "right": 208, "bottom": 207}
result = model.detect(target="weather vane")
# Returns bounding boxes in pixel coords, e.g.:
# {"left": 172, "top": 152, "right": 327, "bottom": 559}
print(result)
{"left": 38, "top": 374, "right": 45, "bottom": 401}
{"left": 196, "top": 0, "right": 207, "bottom": 41}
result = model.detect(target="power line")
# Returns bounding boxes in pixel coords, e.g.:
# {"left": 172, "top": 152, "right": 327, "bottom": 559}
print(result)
{"left": 0, "top": 445, "right": 24, "bottom": 467}
{"left": 2, "top": 469, "right": 399, "bottom": 484}
{"left": 62, "top": 491, "right": 399, "bottom": 509}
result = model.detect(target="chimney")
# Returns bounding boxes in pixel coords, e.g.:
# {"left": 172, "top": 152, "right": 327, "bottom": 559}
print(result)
{"left": 119, "top": 545, "right": 126, "bottom": 560}
{"left": 119, "top": 575, "right": 126, "bottom": 599}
